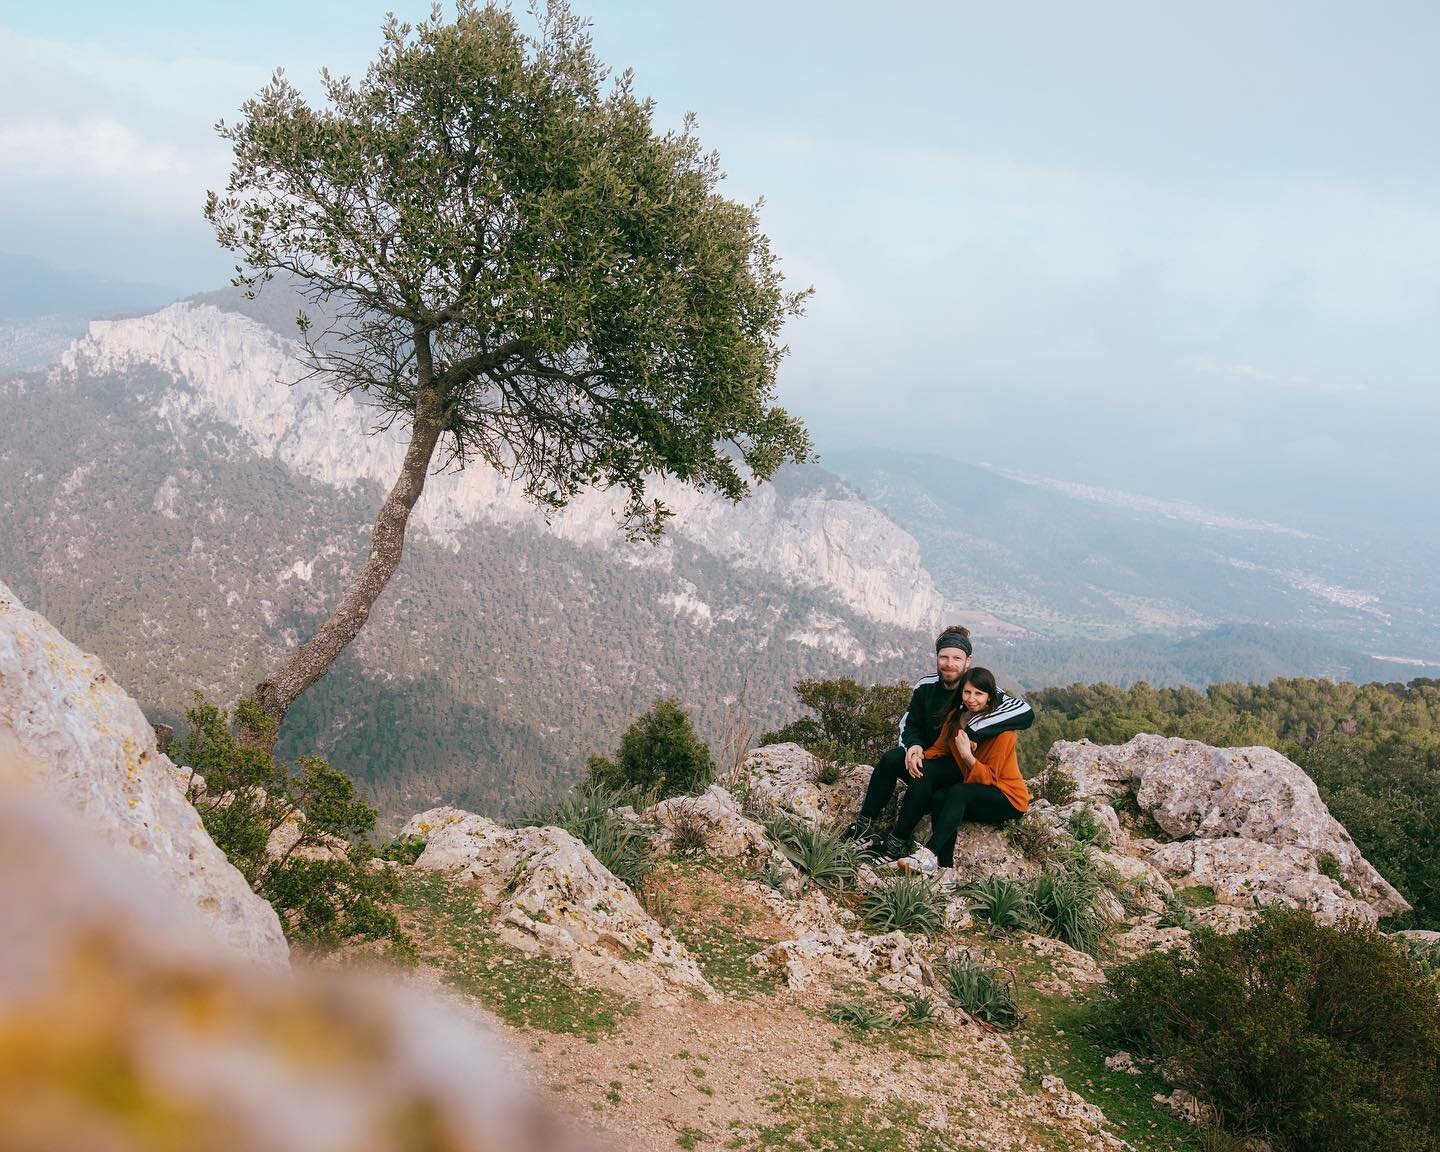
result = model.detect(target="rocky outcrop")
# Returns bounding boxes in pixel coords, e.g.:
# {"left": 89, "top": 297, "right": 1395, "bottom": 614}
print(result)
{"left": 1050, "top": 735, "right": 1408, "bottom": 922}
{"left": 644, "top": 784, "right": 775, "bottom": 860}
{"left": 402, "top": 806, "right": 716, "bottom": 1003}
{"left": 1149, "top": 838, "right": 1385, "bottom": 925}
{"left": 0, "top": 787, "right": 593, "bottom": 1152}
{"left": 0, "top": 578, "right": 288, "bottom": 967}
{"left": 737, "top": 742, "right": 869, "bottom": 827}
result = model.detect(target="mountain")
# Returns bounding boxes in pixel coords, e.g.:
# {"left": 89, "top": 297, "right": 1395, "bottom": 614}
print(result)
{"left": 826, "top": 449, "right": 1440, "bottom": 687}
{"left": 0, "top": 298, "right": 945, "bottom": 824}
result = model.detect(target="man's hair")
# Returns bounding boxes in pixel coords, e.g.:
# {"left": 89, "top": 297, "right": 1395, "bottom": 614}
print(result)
{"left": 934, "top": 624, "right": 972, "bottom": 654}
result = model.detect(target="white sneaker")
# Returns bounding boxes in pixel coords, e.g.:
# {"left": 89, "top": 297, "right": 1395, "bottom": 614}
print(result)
{"left": 896, "top": 846, "right": 938, "bottom": 877}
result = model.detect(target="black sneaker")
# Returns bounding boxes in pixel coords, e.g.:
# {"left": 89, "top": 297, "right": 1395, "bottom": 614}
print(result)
{"left": 840, "top": 816, "right": 873, "bottom": 843}
{"left": 877, "top": 833, "right": 908, "bottom": 861}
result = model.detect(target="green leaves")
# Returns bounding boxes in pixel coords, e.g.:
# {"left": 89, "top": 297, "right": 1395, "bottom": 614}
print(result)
{"left": 205, "top": 1, "right": 810, "bottom": 538}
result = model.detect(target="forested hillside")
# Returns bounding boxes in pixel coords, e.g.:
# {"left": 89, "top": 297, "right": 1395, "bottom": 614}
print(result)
{"left": 1024, "top": 677, "right": 1440, "bottom": 928}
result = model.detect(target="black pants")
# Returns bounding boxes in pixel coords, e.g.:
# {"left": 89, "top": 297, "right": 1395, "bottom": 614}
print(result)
{"left": 859, "top": 747, "right": 965, "bottom": 842}
{"left": 926, "top": 783, "right": 1022, "bottom": 867}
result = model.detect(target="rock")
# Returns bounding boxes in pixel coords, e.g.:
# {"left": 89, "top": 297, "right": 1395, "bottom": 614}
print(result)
{"left": 1022, "top": 932, "right": 1107, "bottom": 994}
{"left": 0, "top": 787, "right": 595, "bottom": 1152}
{"left": 1050, "top": 734, "right": 1408, "bottom": 919}
{"left": 1104, "top": 1051, "right": 1139, "bottom": 1073}
{"left": 0, "top": 578, "right": 287, "bottom": 968}
{"left": 747, "top": 888, "right": 934, "bottom": 994}
{"left": 1041, "top": 1074, "right": 1107, "bottom": 1129}
{"left": 1044, "top": 739, "right": 1140, "bottom": 801}
{"left": 737, "top": 742, "right": 868, "bottom": 827}
{"left": 1094, "top": 850, "right": 1175, "bottom": 913}
{"left": 1109, "top": 916, "right": 1193, "bottom": 960}
{"left": 402, "top": 807, "right": 716, "bottom": 1003}
{"left": 1051, "top": 800, "right": 1123, "bottom": 848}
{"left": 1149, "top": 838, "right": 1382, "bottom": 925}
{"left": 1395, "top": 929, "right": 1440, "bottom": 955}
{"left": 644, "top": 785, "right": 773, "bottom": 859}
{"left": 1153, "top": 1088, "right": 1215, "bottom": 1127}
{"left": 950, "top": 823, "right": 1032, "bottom": 882}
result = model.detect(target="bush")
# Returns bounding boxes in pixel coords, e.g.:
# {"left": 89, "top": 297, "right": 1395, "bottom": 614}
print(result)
{"left": 1067, "top": 804, "right": 1112, "bottom": 850}
{"left": 518, "top": 783, "right": 653, "bottom": 890}
{"left": 379, "top": 833, "right": 428, "bottom": 865}
{"left": 174, "top": 696, "right": 412, "bottom": 959}
{"left": 1003, "top": 816, "right": 1061, "bottom": 862}
{"left": 587, "top": 698, "right": 715, "bottom": 801}
{"left": 1098, "top": 906, "right": 1440, "bottom": 1151}
{"left": 859, "top": 874, "right": 944, "bottom": 934}
{"left": 936, "top": 950, "right": 1020, "bottom": 1030}
{"left": 1030, "top": 763, "right": 1079, "bottom": 807}
{"left": 765, "top": 814, "right": 859, "bottom": 888}
{"left": 760, "top": 677, "right": 912, "bottom": 765}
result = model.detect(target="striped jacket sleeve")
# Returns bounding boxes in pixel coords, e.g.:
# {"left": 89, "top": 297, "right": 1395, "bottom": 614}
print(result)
{"left": 966, "top": 690, "right": 1034, "bottom": 737}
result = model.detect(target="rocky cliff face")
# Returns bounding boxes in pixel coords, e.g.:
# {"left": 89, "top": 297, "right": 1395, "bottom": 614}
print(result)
{"left": 0, "top": 578, "right": 288, "bottom": 967}
{"left": 60, "top": 302, "right": 943, "bottom": 632}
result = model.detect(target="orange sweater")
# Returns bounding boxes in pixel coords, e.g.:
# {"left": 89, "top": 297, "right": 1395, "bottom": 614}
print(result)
{"left": 924, "top": 724, "right": 1030, "bottom": 814}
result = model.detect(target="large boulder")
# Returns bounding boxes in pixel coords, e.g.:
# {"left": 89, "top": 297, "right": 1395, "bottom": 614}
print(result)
{"left": 402, "top": 807, "right": 716, "bottom": 1003}
{"left": 737, "top": 742, "right": 868, "bottom": 827}
{"left": 0, "top": 788, "right": 594, "bottom": 1152}
{"left": 1050, "top": 735, "right": 1408, "bottom": 919}
{"left": 0, "top": 578, "right": 287, "bottom": 967}
{"left": 643, "top": 784, "right": 775, "bottom": 860}
{"left": 1150, "top": 838, "right": 1385, "bottom": 926}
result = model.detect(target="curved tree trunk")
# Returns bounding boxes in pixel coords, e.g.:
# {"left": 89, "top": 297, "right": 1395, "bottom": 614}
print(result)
{"left": 245, "top": 389, "right": 445, "bottom": 750}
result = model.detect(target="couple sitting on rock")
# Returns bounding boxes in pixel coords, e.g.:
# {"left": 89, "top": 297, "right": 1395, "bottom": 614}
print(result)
{"left": 844, "top": 626, "right": 1033, "bottom": 877}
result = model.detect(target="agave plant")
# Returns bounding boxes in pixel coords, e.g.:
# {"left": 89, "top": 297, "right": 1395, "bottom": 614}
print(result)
{"left": 963, "top": 875, "right": 1035, "bottom": 931}
{"left": 936, "top": 950, "right": 1020, "bottom": 1030}
{"left": 765, "top": 813, "right": 860, "bottom": 888}
{"left": 859, "top": 874, "right": 944, "bottom": 934}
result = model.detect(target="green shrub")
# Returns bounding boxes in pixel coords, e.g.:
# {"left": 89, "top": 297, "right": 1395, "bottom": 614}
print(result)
{"left": 936, "top": 950, "right": 1020, "bottom": 1030}
{"left": 1067, "top": 804, "right": 1111, "bottom": 850}
{"left": 765, "top": 814, "right": 859, "bottom": 888}
{"left": 174, "top": 695, "right": 412, "bottom": 959}
{"left": 1003, "top": 816, "right": 1061, "bottom": 862}
{"left": 518, "top": 783, "right": 653, "bottom": 890}
{"left": 964, "top": 875, "right": 1035, "bottom": 931}
{"left": 587, "top": 698, "right": 715, "bottom": 801}
{"left": 760, "top": 677, "right": 912, "bottom": 765}
{"left": 1098, "top": 906, "right": 1440, "bottom": 1151}
{"left": 379, "top": 833, "right": 428, "bottom": 865}
{"left": 1030, "top": 763, "right": 1079, "bottom": 807}
{"left": 858, "top": 874, "right": 944, "bottom": 934}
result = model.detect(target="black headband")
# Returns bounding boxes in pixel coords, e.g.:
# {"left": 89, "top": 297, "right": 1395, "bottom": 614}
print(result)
{"left": 935, "top": 630, "right": 972, "bottom": 655}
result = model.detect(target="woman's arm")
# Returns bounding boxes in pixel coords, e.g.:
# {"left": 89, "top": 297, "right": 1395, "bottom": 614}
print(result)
{"left": 963, "top": 730, "right": 1017, "bottom": 787}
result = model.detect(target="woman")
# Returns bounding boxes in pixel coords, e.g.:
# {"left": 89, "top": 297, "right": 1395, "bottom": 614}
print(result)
{"left": 893, "top": 667, "right": 1029, "bottom": 877}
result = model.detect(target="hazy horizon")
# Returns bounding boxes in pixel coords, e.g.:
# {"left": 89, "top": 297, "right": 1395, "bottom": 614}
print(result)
{"left": 3, "top": 1, "right": 1437, "bottom": 538}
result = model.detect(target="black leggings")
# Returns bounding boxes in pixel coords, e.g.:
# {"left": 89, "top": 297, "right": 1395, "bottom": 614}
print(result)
{"left": 858, "top": 748, "right": 965, "bottom": 842}
{"left": 926, "top": 783, "right": 1022, "bottom": 867}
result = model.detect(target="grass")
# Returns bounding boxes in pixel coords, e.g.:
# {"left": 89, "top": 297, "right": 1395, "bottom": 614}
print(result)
{"left": 393, "top": 870, "right": 636, "bottom": 1039}
{"left": 934, "top": 949, "right": 1020, "bottom": 1030}
{"left": 724, "top": 1078, "right": 963, "bottom": 1152}
{"left": 1176, "top": 884, "right": 1219, "bottom": 908}
{"left": 973, "top": 933, "right": 1207, "bottom": 1152}
{"left": 964, "top": 875, "right": 1035, "bottom": 931}
{"left": 673, "top": 918, "right": 778, "bottom": 999}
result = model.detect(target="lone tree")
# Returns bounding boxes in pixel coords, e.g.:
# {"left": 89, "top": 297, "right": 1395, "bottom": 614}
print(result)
{"left": 206, "top": 2, "right": 810, "bottom": 745}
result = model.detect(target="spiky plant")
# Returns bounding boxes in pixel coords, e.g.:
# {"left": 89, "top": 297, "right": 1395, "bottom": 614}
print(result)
{"left": 825, "top": 999, "right": 893, "bottom": 1034}
{"left": 859, "top": 874, "right": 944, "bottom": 934}
{"left": 964, "top": 875, "right": 1036, "bottom": 931}
{"left": 765, "top": 814, "right": 860, "bottom": 888}
{"left": 936, "top": 951, "right": 1020, "bottom": 1030}
{"left": 519, "top": 783, "right": 653, "bottom": 890}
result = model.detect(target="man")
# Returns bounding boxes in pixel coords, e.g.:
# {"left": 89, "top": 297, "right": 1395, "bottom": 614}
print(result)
{"left": 842, "top": 624, "right": 1033, "bottom": 858}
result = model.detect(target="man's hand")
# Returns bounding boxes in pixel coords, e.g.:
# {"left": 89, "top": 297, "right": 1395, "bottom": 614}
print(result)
{"left": 904, "top": 745, "right": 925, "bottom": 778}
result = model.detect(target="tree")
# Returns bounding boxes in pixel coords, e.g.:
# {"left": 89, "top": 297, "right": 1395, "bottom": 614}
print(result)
{"left": 760, "top": 677, "right": 913, "bottom": 764}
{"left": 587, "top": 698, "right": 714, "bottom": 800}
{"left": 205, "top": 2, "right": 810, "bottom": 744}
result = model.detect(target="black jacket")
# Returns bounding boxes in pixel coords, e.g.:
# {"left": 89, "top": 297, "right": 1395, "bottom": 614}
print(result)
{"left": 897, "top": 674, "right": 1034, "bottom": 751}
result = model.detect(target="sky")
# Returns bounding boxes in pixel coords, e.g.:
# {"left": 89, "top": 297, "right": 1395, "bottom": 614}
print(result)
{"left": 2, "top": 1, "right": 1438, "bottom": 530}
